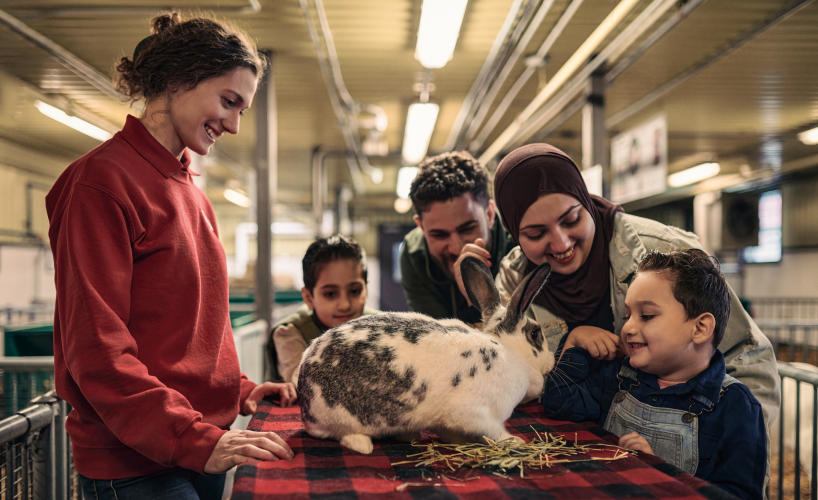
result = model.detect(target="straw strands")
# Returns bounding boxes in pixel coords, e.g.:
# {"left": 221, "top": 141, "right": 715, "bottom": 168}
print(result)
{"left": 391, "top": 427, "right": 636, "bottom": 479}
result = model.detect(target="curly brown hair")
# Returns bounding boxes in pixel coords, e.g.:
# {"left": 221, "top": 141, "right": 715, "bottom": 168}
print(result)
{"left": 409, "top": 151, "right": 491, "bottom": 216}
{"left": 114, "top": 12, "right": 267, "bottom": 102}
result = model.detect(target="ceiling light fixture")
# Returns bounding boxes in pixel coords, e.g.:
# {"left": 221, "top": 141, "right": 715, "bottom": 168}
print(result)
{"left": 224, "top": 188, "right": 251, "bottom": 207}
{"left": 396, "top": 166, "right": 419, "bottom": 199}
{"left": 402, "top": 103, "right": 439, "bottom": 165}
{"left": 415, "top": 0, "right": 468, "bottom": 69}
{"left": 798, "top": 126, "right": 818, "bottom": 145}
{"left": 667, "top": 162, "right": 720, "bottom": 188}
{"left": 34, "top": 101, "right": 113, "bottom": 142}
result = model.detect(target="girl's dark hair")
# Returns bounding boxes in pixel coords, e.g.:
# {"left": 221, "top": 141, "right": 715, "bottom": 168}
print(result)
{"left": 302, "top": 235, "right": 368, "bottom": 292}
{"left": 115, "top": 12, "right": 267, "bottom": 101}
{"left": 637, "top": 249, "right": 731, "bottom": 348}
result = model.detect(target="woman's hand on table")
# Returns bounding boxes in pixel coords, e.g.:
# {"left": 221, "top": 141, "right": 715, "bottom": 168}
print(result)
{"left": 454, "top": 238, "right": 492, "bottom": 305}
{"left": 244, "top": 382, "right": 297, "bottom": 415}
{"left": 204, "top": 430, "right": 294, "bottom": 473}
{"left": 562, "top": 326, "right": 624, "bottom": 361}
{"left": 618, "top": 432, "right": 654, "bottom": 455}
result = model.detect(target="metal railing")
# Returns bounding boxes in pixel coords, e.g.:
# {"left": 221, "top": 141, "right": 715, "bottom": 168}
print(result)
{"left": 759, "top": 322, "right": 818, "bottom": 365}
{"left": 0, "top": 358, "right": 55, "bottom": 419}
{"left": 753, "top": 298, "right": 818, "bottom": 323}
{"left": 0, "top": 390, "right": 78, "bottom": 500}
{"left": 771, "top": 362, "right": 818, "bottom": 500}
{"left": 0, "top": 307, "right": 54, "bottom": 328}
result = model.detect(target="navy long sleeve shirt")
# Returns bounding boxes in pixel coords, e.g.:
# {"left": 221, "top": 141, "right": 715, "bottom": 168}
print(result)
{"left": 543, "top": 348, "right": 766, "bottom": 500}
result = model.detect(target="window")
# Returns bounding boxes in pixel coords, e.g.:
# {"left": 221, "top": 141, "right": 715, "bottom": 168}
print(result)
{"left": 743, "top": 190, "right": 782, "bottom": 263}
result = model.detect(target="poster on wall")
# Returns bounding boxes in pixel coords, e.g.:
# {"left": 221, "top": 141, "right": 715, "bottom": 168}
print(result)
{"left": 610, "top": 114, "right": 667, "bottom": 204}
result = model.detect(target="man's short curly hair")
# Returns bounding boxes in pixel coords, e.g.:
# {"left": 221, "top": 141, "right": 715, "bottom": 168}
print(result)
{"left": 409, "top": 151, "right": 491, "bottom": 215}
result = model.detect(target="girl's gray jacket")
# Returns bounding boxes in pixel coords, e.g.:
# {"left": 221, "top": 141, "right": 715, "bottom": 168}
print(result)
{"left": 495, "top": 212, "right": 781, "bottom": 429}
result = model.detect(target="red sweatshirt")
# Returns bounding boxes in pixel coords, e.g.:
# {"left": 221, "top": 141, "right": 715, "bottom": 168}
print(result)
{"left": 46, "top": 115, "right": 256, "bottom": 479}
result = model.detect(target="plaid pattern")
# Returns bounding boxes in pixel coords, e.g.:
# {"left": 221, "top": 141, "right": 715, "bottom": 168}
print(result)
{"left": 232, "top": 399, "right": 737, "bottom": 500}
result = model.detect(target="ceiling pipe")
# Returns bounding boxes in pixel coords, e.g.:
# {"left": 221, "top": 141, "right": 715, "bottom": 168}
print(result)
{"left": 459, "top": 0, "right": 559, "bottom": 150}
{"left": 443, "top": 0, "right": 532, "bottom": 151}
{"left": 0, "top": 8, "right": 120, "bottom": 100}
{"left": 470, "top": 0, "right": 585, "bottom": 152}
{"left": 300, "top": 0, "right": 383, "bottom": 192}
{"left": 17, "top": 1, "right": 261, "bottom": 20}
{"left": 501, "top": 0, "right": 679, "bottom": 150}
{"left": 299, "top": 0, "right": 366, "bottom": 193}
{"left": 606, "top": 0, "right": 816, "bottom": 129}
{"left": 478, "top": 0, "right": 643, "bottom": 165}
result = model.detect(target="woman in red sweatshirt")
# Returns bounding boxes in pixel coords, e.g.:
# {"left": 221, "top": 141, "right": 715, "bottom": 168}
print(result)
{"left": 45, "top": 13, "right": 295, "bottom": 500}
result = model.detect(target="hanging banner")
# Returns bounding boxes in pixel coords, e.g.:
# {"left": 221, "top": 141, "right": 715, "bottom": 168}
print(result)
{"left": 610, "top": 114, "right": 667, "bottom": 203}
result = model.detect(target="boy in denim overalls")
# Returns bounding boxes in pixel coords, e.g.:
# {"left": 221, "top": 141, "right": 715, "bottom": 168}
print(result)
{"left": 543, "top": 249, "right": 766, "bottom": 500}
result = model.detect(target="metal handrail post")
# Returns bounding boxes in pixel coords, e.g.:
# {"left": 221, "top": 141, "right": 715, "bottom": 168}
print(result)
{"left": 55, "top": 399, "right": 68, "bottom": 500}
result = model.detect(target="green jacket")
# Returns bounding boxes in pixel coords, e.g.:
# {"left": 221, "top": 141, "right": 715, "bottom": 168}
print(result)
{"left": 495, "top": 212, "right": 781, "bottom": 430}
{"left": 400, "top": 221, "right": 513, "bottom": 323}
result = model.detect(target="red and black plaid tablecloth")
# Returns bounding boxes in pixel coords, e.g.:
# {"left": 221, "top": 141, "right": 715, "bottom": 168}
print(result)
{"left": 232, "top": 399, "right": 736, "bottom": 500}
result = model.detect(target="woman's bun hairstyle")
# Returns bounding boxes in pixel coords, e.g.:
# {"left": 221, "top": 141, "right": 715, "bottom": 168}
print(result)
{"left": 115, "top": 12, "right": 267, "bottom": 102}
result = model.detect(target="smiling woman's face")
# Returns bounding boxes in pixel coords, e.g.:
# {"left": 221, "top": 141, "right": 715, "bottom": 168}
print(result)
{"left": 517, "top": 193, "right": 596, "bottom": 275}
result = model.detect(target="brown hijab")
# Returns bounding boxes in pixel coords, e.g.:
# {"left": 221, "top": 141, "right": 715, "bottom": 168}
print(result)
{"left": 494, "top": 143, "right": 623, "bottom": 323}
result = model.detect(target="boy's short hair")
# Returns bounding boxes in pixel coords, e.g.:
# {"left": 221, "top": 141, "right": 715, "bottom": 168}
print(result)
{"left": 637, "top": 249, "right": 731, "bottom": 348}
{"left": 302, "top": 234, "right": 367, "bottom": 292}
{"left": 409, "top": 151, "right": 490, "bottom": 215}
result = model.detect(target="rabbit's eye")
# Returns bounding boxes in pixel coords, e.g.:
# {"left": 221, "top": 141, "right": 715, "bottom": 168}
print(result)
{"left": 530, "top": 329, "right": 541, "bottom": 342}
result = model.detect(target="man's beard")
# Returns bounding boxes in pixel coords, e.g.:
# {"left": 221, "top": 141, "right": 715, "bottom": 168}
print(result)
{"left": 433, "top": 253, "right": 458, "bottom": 280}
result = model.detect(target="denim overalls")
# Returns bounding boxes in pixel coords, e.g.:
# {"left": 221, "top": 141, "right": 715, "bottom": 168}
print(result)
{"left": 603, "top": 365, "right": 738, "bottom": 475}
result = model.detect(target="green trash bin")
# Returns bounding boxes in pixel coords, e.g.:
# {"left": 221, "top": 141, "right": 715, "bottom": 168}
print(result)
{"left": 1, "top": 324, "right": 54, "bottom": 417}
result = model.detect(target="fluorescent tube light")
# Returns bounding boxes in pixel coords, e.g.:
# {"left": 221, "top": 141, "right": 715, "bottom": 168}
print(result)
{"left": 667, "top": 162, "right": 720, "bottom": 188}
{"left": 224, "top": 188, "right": 251, "bottom": 207}
{"left": 35, "top": 101, "right": 113, "bottom": 142}
{"left": 798, "top": 126, "right": 818, "bottom": 145}
{"left": 396, "top": 166, "right": 419, "bottom": 199}
{"left": 402, "top": 103, "right": 439, "bottom": 165}
{"left": 415, "top": 0, "right": 468, "bottom": 69}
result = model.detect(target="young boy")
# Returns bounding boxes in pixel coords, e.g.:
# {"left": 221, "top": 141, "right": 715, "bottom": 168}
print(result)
{"left": 543, "top": 249, "right": 766, "bottom": 500}
{"left": 270, "top": 235, "right": 377, "bottom": 384}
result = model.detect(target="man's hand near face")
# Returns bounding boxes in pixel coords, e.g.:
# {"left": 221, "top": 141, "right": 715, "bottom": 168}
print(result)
{"left": 454, "top": 237, "right": 491, "bottom": 306}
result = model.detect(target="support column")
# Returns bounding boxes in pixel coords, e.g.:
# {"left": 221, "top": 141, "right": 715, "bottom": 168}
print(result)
{"left": 582, "top": 63, "right": 607, "bottom": 197}
{"left": 255, "top": 50, "right": 276, "bottom": 334}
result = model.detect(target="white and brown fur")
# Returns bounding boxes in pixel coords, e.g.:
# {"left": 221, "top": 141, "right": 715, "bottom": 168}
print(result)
{"left": 294, "top": 257, "right": 554, "bottom": 454}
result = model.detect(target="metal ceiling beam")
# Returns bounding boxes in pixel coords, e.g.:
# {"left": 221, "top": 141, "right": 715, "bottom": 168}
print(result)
{"left": 504, "top": 0, "right": 678, "bottom": 151}
{"left": 0, "top": 8, "right": 120, "bottom": 100}
{"left": 470, "top": 0, "right": 585, "bottom": 153}
{"left": 443, "top": 0, "right": 532, "bottom": 151}
{"left": 606, "top": 0, "right": 816, "bottom": 129}
{"left": 17, "top": 1, "right": 261, "bottom": 20}
{"left": 459, "top": 0, "right": 558, "bottom": 149}
{"left": 479, "top": 0, "right": 644, "bottom": 164}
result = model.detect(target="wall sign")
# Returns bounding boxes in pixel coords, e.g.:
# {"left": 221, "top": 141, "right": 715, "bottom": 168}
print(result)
{"left": 610, "top": 114, "right": 668, "bottom": 204}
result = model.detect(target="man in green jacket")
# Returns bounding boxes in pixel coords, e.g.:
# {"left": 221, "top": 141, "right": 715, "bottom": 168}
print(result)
{"left": 399, "top": 151, "right": 512, "bottom": 324}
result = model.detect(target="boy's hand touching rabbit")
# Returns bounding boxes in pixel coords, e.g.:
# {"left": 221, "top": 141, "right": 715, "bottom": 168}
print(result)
{"left": 562, "top": 326, "right": 624, "bottom": 361}
{"left": 619, "top": 432, "right": 654, "bottom": 455}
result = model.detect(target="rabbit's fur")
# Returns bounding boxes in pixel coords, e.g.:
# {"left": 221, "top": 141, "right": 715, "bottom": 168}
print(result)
{"left": 295, "top": 256, "right": 554, "bottom": 454}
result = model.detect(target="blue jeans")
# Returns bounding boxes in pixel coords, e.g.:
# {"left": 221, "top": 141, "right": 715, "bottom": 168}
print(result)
{"left": 79, "top": 468, "right": 226, "bottom": 500}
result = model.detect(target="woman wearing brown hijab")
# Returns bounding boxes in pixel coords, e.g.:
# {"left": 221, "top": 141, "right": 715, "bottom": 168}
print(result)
{"left": 490, "top": 143, "right": 779, "bottom": 431}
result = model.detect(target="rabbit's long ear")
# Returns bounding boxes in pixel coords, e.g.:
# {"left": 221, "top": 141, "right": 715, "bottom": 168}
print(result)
{"left": 501, "top": 263, "right": 551, "bottom": 331}
{"left": 461, "top": 256, "right": 501, "bottom": 322}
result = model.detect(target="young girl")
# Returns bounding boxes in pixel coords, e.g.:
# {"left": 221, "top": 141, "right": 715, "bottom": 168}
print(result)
{"left": 46, "top": 13, "right": 294, "bottom": 500}
{"left": 272, "top": 235, "right": 377, "bottom": 384}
